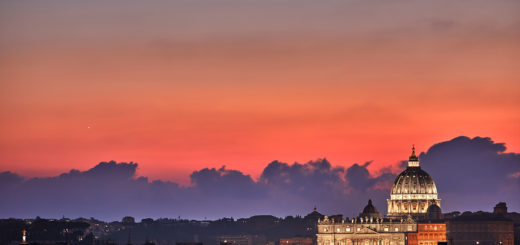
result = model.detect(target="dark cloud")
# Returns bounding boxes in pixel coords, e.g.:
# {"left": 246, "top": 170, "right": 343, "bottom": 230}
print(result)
{"left": 419, "top": 136, "right": 520, "bottom": 212}
{"left": 0, "top": 161, "right": 182, "bottom": 219}
{"left": 260, "top": 159, "right": 346, "bottom": 198}
{"left": 345, "top": 162, "right": 373, "bottom": 190}
{"left": 0, "top": 171, "right": 23, "bottom": 187}
{"left": 190, "top": 166, "right": 265, "bottom": 198}
{"left": 0, "top": 159, "right": 391, "bottom": 221}
{"left": 0, "top": 136, "right": 518, "bottom": 221}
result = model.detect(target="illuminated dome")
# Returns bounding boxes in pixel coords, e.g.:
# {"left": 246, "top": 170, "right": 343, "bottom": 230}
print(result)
{"left": 390, "top": 166, "right": 438, "bottom": 198}
{"left": 387, "top": 146, "right": 441, "bottom": 219}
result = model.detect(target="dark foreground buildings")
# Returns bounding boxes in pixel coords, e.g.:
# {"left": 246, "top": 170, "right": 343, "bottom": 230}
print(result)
{"left": 447, "top": 203, "right": 514, "bottom": 245}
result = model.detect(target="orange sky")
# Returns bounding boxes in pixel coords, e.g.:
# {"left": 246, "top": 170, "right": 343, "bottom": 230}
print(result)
{"left": 1, "top": 0, "right": 519, "bottom": 185}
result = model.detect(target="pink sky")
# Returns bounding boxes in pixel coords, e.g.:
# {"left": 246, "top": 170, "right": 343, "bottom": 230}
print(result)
{"left": 0, "top": 0, "right": 519, "bottom": 185}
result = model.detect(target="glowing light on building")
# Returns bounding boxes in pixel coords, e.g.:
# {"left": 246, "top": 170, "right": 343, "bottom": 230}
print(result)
{"left": 387, "top": 146, "right": 441, "bottom": 219}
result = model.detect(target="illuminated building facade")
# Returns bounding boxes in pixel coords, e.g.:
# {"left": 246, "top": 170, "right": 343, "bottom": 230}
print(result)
{"left": 316, "top": 147, "right": 445, "bottom": 245}
{"left": 387, "top": 146, "right": 441, "bottom": 219}
{"left": 317, "top": 200, "right": 417, "bottom": 245}
{"left": 407, "top": 223, "right": 447, "bottom": 245}
{"left": 317, "top": 147, "right": 520, "bottom": 245}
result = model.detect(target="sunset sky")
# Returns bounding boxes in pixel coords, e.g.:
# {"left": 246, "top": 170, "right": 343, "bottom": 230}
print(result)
{"left": 1, "top": 0, "right": 519, "bottom": 186}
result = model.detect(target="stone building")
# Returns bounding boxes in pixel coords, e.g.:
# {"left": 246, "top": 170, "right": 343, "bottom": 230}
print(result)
{"left": 317, "top": 200, "right": 417, "bottom": 245}
{"left": 317, "top": 147, "right": 447, "bottom": 245}
{"left": 407, "top": 222, "right": 446, "bottom": 245}
{"left": 446, "top": 203, "right": 514, "bottom": 245}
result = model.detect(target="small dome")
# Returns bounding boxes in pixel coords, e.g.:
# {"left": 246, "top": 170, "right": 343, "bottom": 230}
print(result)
{"left": 304, "top": 206, "right": 324, "bottom": 221}
{"left": 427, "top": 203, "right": 441, "bottom": 213}
{"left": 426, "top": 204, "right": 443, "bottom": 220}
{"left": 359, "top": 199, "right": 382, "bottom": 218}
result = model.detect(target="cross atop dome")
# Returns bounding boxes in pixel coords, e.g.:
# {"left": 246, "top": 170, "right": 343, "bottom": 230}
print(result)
{"left": 408, "top": 145, "right": 420, "bottom": 167}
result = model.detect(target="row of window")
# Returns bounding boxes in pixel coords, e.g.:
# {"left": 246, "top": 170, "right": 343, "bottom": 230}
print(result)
{"left": 390, "top": 194, "right": 437, "bottom": 199}
{"left": 323, "top": 225, "right": 414, "bottom": 233}
{"left": 319, "top": 239, "right": 403, "bottom": 245}
{"left": 418, "top": 233, "right": 445, "bottom": 239}
{"left": 419, "top": 225, "right": 442, "bottom": 231}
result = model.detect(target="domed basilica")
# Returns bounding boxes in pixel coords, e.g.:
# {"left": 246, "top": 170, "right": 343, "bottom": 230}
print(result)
{"left": 316, "top": 146, "right": 445, "bottom": 245}
{"left": 387, "top": 146, "right": 441, "bottom": 219}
